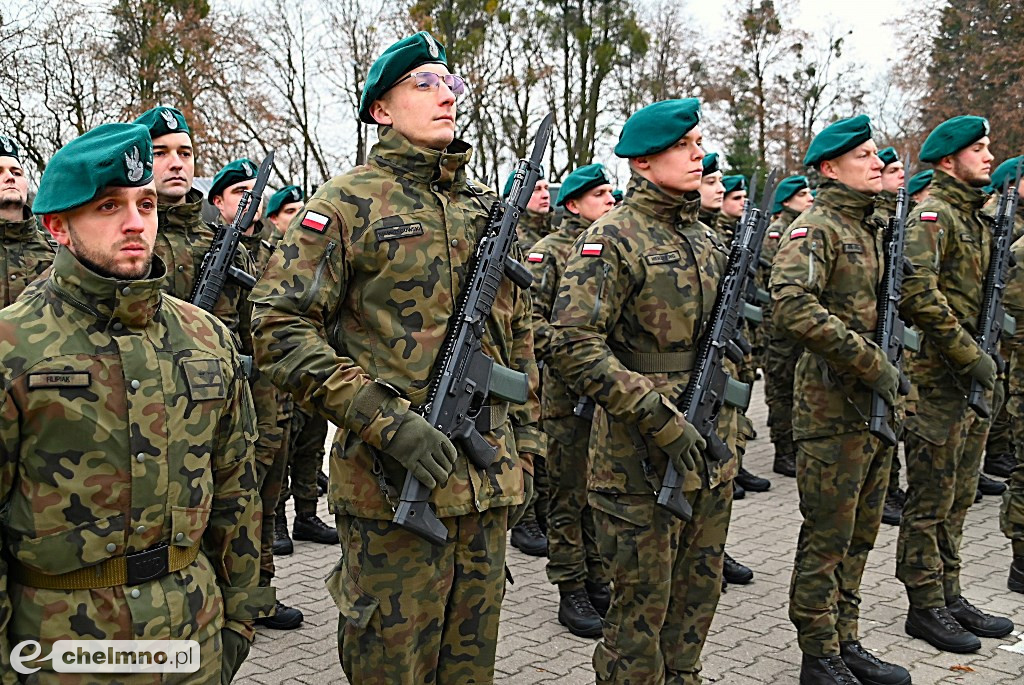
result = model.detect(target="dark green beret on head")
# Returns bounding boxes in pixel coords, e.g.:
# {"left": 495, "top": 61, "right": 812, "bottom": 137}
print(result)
{"left": 877, "top": 147, "right": 898, "bottom": 167}
{"left": 990, "top": 156, "right": 1023, "bottom": 192}
{"left": 267, "top": 185, "right": 304, "bottom": 217}
{"left": 773, "top": 175, "right": 810, "bottom": 213}
{"left": 503, "top": 166, "right": 545, "bottom": 198}
{"left": 907, "top": 170, "right": 934, "bottom": 196}
{"left": 208, "top": 158, "right": 258, "bottom": 202}
{"left": 919, "top": 115, "right": 990, "bottom": 163}
{"left": 702, "top": 152, "right": 719, "bottom": 176}
{"left": 556, "top": 164, "right": 611, "bottom": 206}
{"left": 34, "top": 123, "right": 153, "bottom": 215}
{"left": 0, "top": 134, "right": 20, "bottom": 162}
{"left": 134, "top": 106, "right": 190, "bottom": 140}
{"left": 722, "top": 175, "right": 746, "bottom": 195}
{"left": 615, "top": 98, "right": 701, "bottom": 158}
{"left": 359, "top": 31, "right": 447, "bottom": 125}
{"left": 804, "top": 114, "right": 873, "bottom": 167}
{"left": 612, "top": 189, "right": 624, "bottom": 203}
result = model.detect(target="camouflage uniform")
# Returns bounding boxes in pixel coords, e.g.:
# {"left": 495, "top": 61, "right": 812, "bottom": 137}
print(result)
{"left": 527, "top": 211, "right": 608, "bottom": 591}
{"left": 896, "top": 171, "right": 997, "bottom": 608}
{"left": 0, "top": 207, "right": 53, "bottom": 308}
{"left": 1002, "top": 233, "right": 1024, "bottom": 559}
{"left": 698, "top": 206, "right": 718, "bottom": 229}
{"left": 0, "top": 249, "right": 272, "bottom": 683}
{"left": 770, "top": 181, "right": 897, "bottom": 657}
{"left": 517, "top": 208, "right": 552, "bottom": 252}
{"left": 282, "top": 407, "right": 328, "bottom": 518}
{"left": 250, "top": 127, "right": 541, "bottom": 684}
{"left": 550, "top": 174, "right": 739, "bottom": 684}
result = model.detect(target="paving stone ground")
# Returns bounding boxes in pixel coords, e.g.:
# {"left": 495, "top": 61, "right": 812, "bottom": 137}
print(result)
{"left": 236, "top": 385, "right": 1024, "bottom": 684}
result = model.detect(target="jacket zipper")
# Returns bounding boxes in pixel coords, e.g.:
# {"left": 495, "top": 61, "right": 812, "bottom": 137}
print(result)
{"left": 808, "top": 240, "right": 817, "bottom": 282}
{"left": 934, "top": 229, "right": 944, "bottom": 270}
{"left": 299, "top": 241, "right": 337, "bottom": 314}
{"left": 590, "top": 262, "right": 611, "bottom": 325}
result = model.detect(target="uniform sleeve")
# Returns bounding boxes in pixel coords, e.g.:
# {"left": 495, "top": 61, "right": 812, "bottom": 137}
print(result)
{"left": 233, "top": 242, "right": 258, "bottom": 355}
{"left": 770, "top": 225, "right": 887, "bottom": 383}
{"left": 898, "top": 213, "right": 982, "bottom": 369}
{"left": 527, "top": 251, "right": 559, "bottom": 364}
{"left": 508, "top": 255, "right": 544, "bottom": 468}
{"left": 0, "top": 391, "right": 18, "bottom": 683}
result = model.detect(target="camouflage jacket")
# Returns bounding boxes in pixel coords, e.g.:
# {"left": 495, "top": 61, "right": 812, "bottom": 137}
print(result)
{"left": 549, "top": 173, "right": 739, "bottom": 499}
{"left": 873, "top": 189, "right": 898, "bottom": 222}
{"left": 525, "top": 211, "right": 595, "bottom": 424}
{"left": 1004, "top": 234, "right": 1024, "bottom": 399}
{"left": 0, "top": 249, "right": 271, "bottom": 670}
{"left": 714, "top": 213, "right": 739, "bottom": 245}
{"left": 898, "top": 171, "right": 991, "bottom": 390}
{"left": 238, "top": 225, "right": 275, "bottom": 356}
{"left": 759, "top": 207, "right": 802, "bottom": 303}
{"left": 0, "top": 207, "right": 54, "bottom": 308}
{"left": 250, "top": 127, "right": 541, "bottom": 520}
{"left": 698, "top": 206, "right": 719, "bottom": 229}
{"left": 770, "top": 181, "right": 892, "bottom": 441}
{"left": 517, "top": 209, "right": 552, "bottom": 252}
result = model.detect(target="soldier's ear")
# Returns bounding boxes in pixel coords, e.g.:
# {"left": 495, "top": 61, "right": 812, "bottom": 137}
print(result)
{"left": 369, "top": 98, "right": 393, "bottom": 126}
{"left": 42, "top": 213, "right": 73, "bottom": 247}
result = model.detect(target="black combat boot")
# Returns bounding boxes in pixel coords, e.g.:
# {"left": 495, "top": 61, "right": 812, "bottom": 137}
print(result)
{"left": 256, "top": 601, "right": 304, "bottom": 630}
{"left": 736, "top": 467, "right": 771, "bottom": 492}
{"left": 904, "top": 605, "right": 981, "bottom": 653}
{"left": 557, "top": 588, "right": 603, "bottom": 638}
{"left": 723, "top": 552, "right": 754, "bottom": 585}
{"left": 839, "top": 641, "right": 911, "bottom": 685}
{"left": 881, "top": 490, "right": 903, "bottom": 526}
{"left": 510, "top": 520, "right": 548, "bottom": 557}
{"left": 946, "top": 595, "right": 1015, "bottom": 637}
{"left": 316, "top": 469, "right": 329, "bottom": 496}
{"left": 773, "top": 451, "right": 797, "bottom": 477}
{"left": 734, "top": 480, "right": 746, "bottom": 500}
{"left": 585, "top": 580, "right": 611, "bottom": 617}
{"left": 272, "top": 513, "right": 293, "bottom": 556}
{"left": 983, "top": 451, "right": 1015, "bottom": 479}
{"left": 1009, "top": 556, "right": 1024, "bottom": 593}
{"left": 977, "top": 472, "right": 1006, "bottom": 496}
{"left": 799, "top": 653, "right": 862, "bottom": 685}
{"left": 293, "top": 512, "right": 339, "bottom": 544}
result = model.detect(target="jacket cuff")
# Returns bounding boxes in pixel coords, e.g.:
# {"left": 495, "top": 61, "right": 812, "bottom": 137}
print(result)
{"left": 345, "top": 381, "right": 412, "bottom": 451}
{"left": 514, "top": 425, "right": 545, "bottom": 461}
{"left": 221, "top": 584, "right": 276, "bottom": 622}
{"left": 944, "top": 327, "right": 982, "bottom": 370}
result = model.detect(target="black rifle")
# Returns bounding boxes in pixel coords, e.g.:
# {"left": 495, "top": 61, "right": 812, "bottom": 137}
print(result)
{"left": 657, "top": 170, "right": 779, "bottom": 521}
{"left": 393, "top": 114, "right": 553, "bottom": 545}
{"left": 968, "top": 161, "right": 1022, "bottom": 418}
{"left": 190, "top": 154, "right": 269, "bottom": 310}
{"left": 869, "top": 187, "right": 914, "bottom": 446}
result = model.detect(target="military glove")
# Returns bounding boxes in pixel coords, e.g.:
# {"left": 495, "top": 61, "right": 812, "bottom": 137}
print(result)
{"left": 383, "top": 411, "right": 457, "bottom": 489}
{"left": 659, "top": 418, "right": 705, "bottom": 475}
{"left": 220, "top": 627, "right": 251, "bottom": 684}
{"left": 509, "top": 470, "right": 535, "bottom": 528}
{"left": 868, "top": 360, "right": 900, "bottom": 407}
{"left": 965, "top": 352, "right": 997, "bottom": 390}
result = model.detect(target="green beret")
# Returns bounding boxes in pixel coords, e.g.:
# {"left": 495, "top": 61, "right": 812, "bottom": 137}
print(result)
{"left": 773, "top": 175, "right": 810, "bottom": 213}
{"left": 615, "top": 98, "right": 701, "bottom": 158}
{"left": 804, "top": 114, "right": 873, "bottom": 167}
{"left": 0, "top": 133, "right": 20, "bottom": 162}
{"left": 907, "top": 170, "right": 934, "bottom": 196}
{"left": 702, "top": 152, "right": 720, "bottom": 176}
{"left": 877, "top": 147, "right": 899, "bottom": 167}
{"left": 612, "top": 189, "right": 624, "bottom": 203}
{"left": 134, "top": 106, "right": 190, "bottom": 140}
{"left": 267, "top": 185, "right": 304, "bottom": 216}
{"left": 990, "top": 156, "right": 1023, "bottom": 192}
{"left": 919, "top": 115, "right": 990, "bottom": 163}
{"left": 722, "top": 175, "right": 746, "bottom": 196}
{"left": 503, "top": 166, "right": 545, "bottom": 198}
{"left": 359, "top": 31, "right": 447, "bottom": 125}
{"left": 208, "top": 158, "right": 258, "bottom": 202}
{"left": 556, "top": 164, "right": 612, "bottom": 206}
{"left": 33, "top": 123, "right": 153, "bottom": 215}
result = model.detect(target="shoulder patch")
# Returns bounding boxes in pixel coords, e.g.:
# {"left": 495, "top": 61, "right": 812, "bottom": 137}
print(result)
{"left": 790, "top": 227, "right": 808, "bottom": 239}
{"left": 768, "top": 230, "right": 781, "bottom": 239}
{"left": 527, "top": 252, "right": 544, "bottom": 263}
{"left": 300, "top": 211, "right": 331, "bottom": 233}
{"left": 920, "top": 211, "right": 939, "bottom": 222}
{"left": 581, "top": 243, "right": 603, "bottom": 256}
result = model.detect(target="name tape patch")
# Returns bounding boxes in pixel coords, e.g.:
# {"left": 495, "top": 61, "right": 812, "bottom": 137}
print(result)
{"left": 645, "top": 251, "right": 681, "bottom": 265}
{"left": 28, "top": 372, "right": 91, "bottom": 389}
{"left": 300, "top": 211, "right": 331, "bottom": 233}
{"left": 842, "top": 243, "right": 864, "bottom": 254}
{"left": 375, "top": 223, "right": 424, "bottom": 242}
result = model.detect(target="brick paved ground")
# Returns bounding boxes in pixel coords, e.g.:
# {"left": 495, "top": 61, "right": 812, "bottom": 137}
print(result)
{"left": 236, "top": 386, "right": 1024, "bottom": 684}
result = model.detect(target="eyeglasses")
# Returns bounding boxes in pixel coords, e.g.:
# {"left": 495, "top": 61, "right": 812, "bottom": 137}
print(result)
{"left": 394, "top": 71, "right": 467, "bottom": 97}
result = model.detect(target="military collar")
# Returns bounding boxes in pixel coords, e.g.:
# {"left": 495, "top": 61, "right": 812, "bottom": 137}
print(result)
{"left": 776, "top": 206, "right": 802, "bottom": 225}
{"left": 814, "top": 181, "right": 878, "bottom": 221}
{"left": 560, "top": 212, "right": 593, "bottom": 238}
{"left": 626, "top": 172, "right": 701, "bottom": 225}
{"left": 158, "top": 188, "right": 206, "bottom": 233}
{"left": 698, "top": 205, "right": 719, "bottom": 227}
{"left": 874, "top": 189, "right": 897, "bottom": 217}
{"left": 0, "top": 206, "right": 41, "bottom": 241}
{"left": 521, "top": 209, "right": 552, "bottom": 234}
{"left": 49, "top": 246, "right": 166, "bottom": 328}
{"left": 370, "top": 126, "right": 474, "bottom": 188}
{"left": 931, "top": 170, "right": 990, "bottom": 211}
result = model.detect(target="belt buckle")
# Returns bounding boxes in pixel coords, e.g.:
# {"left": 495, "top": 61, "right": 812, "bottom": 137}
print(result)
{"left": 126, "top": 542, "right": 170, "bottom": 586}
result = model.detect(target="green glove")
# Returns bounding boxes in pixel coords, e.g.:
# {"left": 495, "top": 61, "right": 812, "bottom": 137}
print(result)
{"left": 868, "top": 360, "right": 900, "bottom": 407}
{"left": 384, "top": 412, "right": 457, "bottom": 489}
{"left": 220, "top": 627, "right": 251, "bottom": 684}
{"left": 966, "top": 352, "right": 997, "bottom": 390}
{"left": 660, "top": 419, "right": 705, "bottom": 475}
{"left": 509, "top": 470, "right": 534, "bottom": 528}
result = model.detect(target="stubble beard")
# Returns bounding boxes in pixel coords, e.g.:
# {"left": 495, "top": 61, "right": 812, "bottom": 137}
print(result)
{"left": 67, "top": 223, "right": 153, "bottom": 280}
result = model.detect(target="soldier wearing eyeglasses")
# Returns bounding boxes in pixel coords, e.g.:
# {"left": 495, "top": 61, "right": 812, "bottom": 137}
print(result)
{"left": 250, "top": 31, "right": 542, "bottom": 684}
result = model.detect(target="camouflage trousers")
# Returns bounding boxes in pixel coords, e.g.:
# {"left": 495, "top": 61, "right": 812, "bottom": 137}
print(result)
{"left": 1001, "top": 396, "right": 1024, "bottom": 558}
{"left": 897, "top": 383, "right": 1000, "bottom": 607}
{"left": 590, "top": 484, "right": 732, "bottom": 685}
{"left": 986, "top": 376, "right": 1013, "bottom": 457}
{"left": 763, "top": 333, "right": 801, "bottom": 460}
{"left": 328, "top": 507, "right": 508, "bottom": 685}
{"left": 255, "top": 395, "right": 292, "bottom": 582}
{"left": 789, "top": 431, "right": 892, "bottom": 657}
{"left": 282, "top": 407, "right": 328, "bottom": 516}
{"left": 517, "top": 454, "right": 549, "bottom": 530}
{"left": 544, "top": 415, "right": 608, "bottom": 589}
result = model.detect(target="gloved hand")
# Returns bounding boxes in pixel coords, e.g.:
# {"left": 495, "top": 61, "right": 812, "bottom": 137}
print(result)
{"left": 868, "top": 360, "right": 900, "bottom": 407}
{"left": 509, "top": 470, "right": 535, "bottom": 528}
{"left": 965, "top": 352, "right": 997, "bottom": 390}
{"left": 383, "top": 412, "right": 457, "bottom": 489}
{"left": 220, "top": 627, "right": 251, "bottom": 684}
{"left": 659, "top": 418, "right": 705, "bottom": 475}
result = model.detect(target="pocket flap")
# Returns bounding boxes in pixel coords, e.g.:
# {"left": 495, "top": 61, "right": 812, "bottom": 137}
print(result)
{"left": 170, "top": 505, "right": 210, "bottom": 548}
{"left": 11, "top": 515, "right": 125, "bottom": 574}
{"left": 326, "top": 566, "right": 380, "bottom": 631}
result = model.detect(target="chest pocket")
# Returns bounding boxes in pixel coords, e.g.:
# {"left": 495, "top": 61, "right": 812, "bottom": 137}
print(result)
{"left": 636, "top": 239, "right": 706, "bottom": 349}
{"left": 181, "top": 358, "right": 227, "bottom": 401}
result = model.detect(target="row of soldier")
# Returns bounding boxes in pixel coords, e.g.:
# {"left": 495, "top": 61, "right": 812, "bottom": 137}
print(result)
{"left": 1, "top": 27, "right": 1023, "bottom": 685}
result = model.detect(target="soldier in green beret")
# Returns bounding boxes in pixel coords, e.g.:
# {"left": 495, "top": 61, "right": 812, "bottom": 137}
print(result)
{"left": 265, "top": 185, "right": 304, "bottom": 240}
{"left": 251, "top": 31, "right": 541, "bottom": 683}
{"left": 907, "top": 169, "right": 933, "bottom": 204}
{"left": 896, "top": 115, "right": 1016, "bottom": 651}
{"left": 875, "top": 147, "right": 905, "bottom": 220}
{"left": 505, "top": 168, "right": 552, "bottom": 252}
{"left": 0, "top": 134, "right": 54, "bottom": 307}
{"left": 550, "top": 98, "right": 744, "bottom": 684}
{"left": 771, "top": 114, "right": 912, "bottom": 684}
{"left": 697, "top": 151, "right": 723, "bottom": 227}
{"left": 527, "top": 163, "right": 614, "bottom": 638}
{"left": 0, "top": 122, "right": 273, "bottom": 683}
{"left": 715, "top": 174, "right": 746, "bottom": 243}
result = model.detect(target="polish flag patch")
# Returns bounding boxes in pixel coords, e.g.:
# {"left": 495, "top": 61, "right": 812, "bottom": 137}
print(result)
{"left": 790, "top": 227, "right": 808, "bottom": 239}
{"left": 581, "top": 243, "right": 603, "bottom": 256}
{"left": 300, "top": 211, "right": 331, "bottom": 233}
{"left": 527, "top": 252, "right": 544, "bottom": 263}
{"left": 920, "top": 211, "right": 939, "bottom": 222}
{"left": 768, "top": 231, "right": 781, "bottom": 239}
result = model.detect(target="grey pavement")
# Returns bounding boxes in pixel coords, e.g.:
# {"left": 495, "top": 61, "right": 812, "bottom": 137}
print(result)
{"left": 236, "top": 385, "right": 1024, "bottom": 684}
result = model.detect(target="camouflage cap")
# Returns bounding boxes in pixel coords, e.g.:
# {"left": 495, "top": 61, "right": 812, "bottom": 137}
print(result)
{"left": 134, "top": 106, "right": 190, "bottom": 140}
{"left": 907, "top": 169, "right": 934, "bottom": 196}
{"left": 266, "top": 184, "right": 304, "bottom": 216}
{"left": 877, "top": 146, "right": 899, "bottom": 167}
{"left": 804, "top": 114, "right": 873, "bottom": 167}
{"left": 772, "top": 175, "right": 810, "bottom": 213}
{"left": 359, "top": 31, "right": 447, "bottom": 125}
{"left": 503, "top": 165, "right": 545, "bottom": 198}
{"left": 33, "top": 123, "right": 154, "bottom": 215}
{"left": 614, "top": 98, "right": 701, "bottom": 158}
{"left": 722, "top": 174, "right": 746, "bottom": 195}
{"left": 919, "top": 115, "right": 990, "bottom": 163}
{"left": 701, "top": 152, "right": 720, "bottom": 176}
{"left": 989, "top": 155, "right": 1023, "bottom": 192}
{"left": 0, "top": 134, "right": 20, "bottom": 162}
{"left": 556, "top": 163, "right": 611, "bottom": 206}
{"left": 208, "top": 158, "right": 258, "bottom": 202}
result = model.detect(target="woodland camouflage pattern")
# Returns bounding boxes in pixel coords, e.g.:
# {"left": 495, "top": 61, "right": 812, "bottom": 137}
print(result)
{"left": 0, "top": 249, "right": 272, "bottom": 682}
{"left": 516, "top": 208, "right": 553, "bottom": 252}
{"left": 0, "top": 208, "right": 53, "bottom": 308}
{"left": 1002, "top": 233, "right": 1024, "bottom": 558}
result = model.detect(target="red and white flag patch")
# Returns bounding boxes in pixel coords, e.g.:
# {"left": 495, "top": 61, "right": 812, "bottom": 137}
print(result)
{"left": 920, "top": 211, "right": 938, "bottom": 222}
{"left": 790, "top": 227, "right": 808, "bottom": 239}
{"left": 768, "top": 230, "right": 781, "bottom": 239}
{"left": 527, "top": 252, "right": 544, "bottom": 263}
{"left": 300, "top": 211, "right": 331, "bottom": 233}
{"left": 581, "top": 243, "right": 603, "bottom": 256}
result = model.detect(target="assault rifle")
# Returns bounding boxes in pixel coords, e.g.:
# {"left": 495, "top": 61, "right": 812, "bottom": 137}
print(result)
{"left": 657, "top": 170, "right": 779, "bottom": 521}
{"left": 968, "top": 160, "right": 1022, "bottom": 418}
{"left": 393, "top": 114, "right": 552, "bottom": 545}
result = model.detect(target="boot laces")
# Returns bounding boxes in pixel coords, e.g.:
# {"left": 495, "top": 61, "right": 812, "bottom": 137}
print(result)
{"left": 846, "top": 642, "right": 884, "bottom": 667}
{"left": 521, "top": 520, "right": 544, "bottom": 539}
{"left": 822, "top": 655, "right": 859, "bottom": 685}
{"left": 567, "top": 590, "right": 600, "bottom": 619}
{"left": 933, "top": 606, "right": 967, "bottom": 633}
{"left": 300, "top": 513, "right": 332, "bottom": 531}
